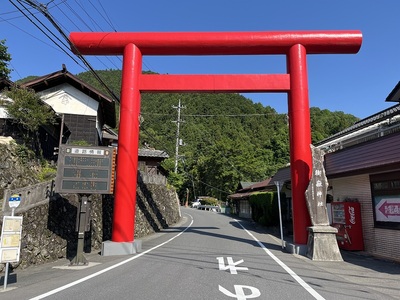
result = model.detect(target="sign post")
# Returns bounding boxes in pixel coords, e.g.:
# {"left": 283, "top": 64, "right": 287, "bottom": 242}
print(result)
{"left": 274, "top": 182, "right": 285, "bottom": 250}
{"left": 1, "top": 194, "right": 23, "bottom": 290}
{"left": 55, "top": 145, "right": 116, "bottom": 264}
{"left": 70, "top": 195, "right": 91, "bottom": 265}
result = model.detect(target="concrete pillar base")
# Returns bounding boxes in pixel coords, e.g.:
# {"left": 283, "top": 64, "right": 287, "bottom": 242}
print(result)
{"left": 306, "top": 226, "right": 342, "bottom": 261}
{"left": 284, "top": 242, "right": 307, "bottom": 256}
{"left": 101, "top": 240, "right": 142, "bottom": 256}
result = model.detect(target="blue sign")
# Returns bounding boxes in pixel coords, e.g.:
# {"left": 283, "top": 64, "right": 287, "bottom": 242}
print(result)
{"left": 9, "top": 194, "right": 21, "bottom": 208}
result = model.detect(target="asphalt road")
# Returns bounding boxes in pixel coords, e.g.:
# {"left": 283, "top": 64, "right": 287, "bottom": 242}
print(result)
{"left": 1, "top": 207, "right": 398, "bottom": 299}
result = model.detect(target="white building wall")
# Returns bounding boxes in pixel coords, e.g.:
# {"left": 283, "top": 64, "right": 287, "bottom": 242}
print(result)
{"left": 38, "top": 83, "right": 98, "bottom": 116}
{"left": 38, "top": 83, "right": 102, "bottom": 139}
{"left": 329, "top": 174, "right": 400, "bottom": 262}
{"left": 0, "top": 107, "right": 10, "bottom": 118}
{"left": 0, "top": 94, "right": 13, "bottom": 118}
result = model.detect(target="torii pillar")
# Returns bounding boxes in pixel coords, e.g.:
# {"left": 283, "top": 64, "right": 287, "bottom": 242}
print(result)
{"left": 70, "top": 31, "right": 362, "bottom": 255}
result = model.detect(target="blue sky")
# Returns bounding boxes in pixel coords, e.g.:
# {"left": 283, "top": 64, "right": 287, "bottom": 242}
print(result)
{"left": 1, "top": 0, "right": 399, "bottom": 119}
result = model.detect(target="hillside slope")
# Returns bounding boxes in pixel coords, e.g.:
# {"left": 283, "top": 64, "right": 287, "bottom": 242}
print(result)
{"left": 77, "top": 69, "right": 359, "bottom": 199}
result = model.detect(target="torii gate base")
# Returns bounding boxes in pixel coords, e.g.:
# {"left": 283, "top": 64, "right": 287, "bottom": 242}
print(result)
{"left": 70, "top": 30, "right": 362, "bottom": 257}
{"left": 101, "top": 240, "right": 142, "bottom": 256}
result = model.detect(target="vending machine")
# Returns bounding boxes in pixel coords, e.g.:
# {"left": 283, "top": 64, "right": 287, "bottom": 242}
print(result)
{"left": 331, "top": 201, "right": 364, "bottom": 251}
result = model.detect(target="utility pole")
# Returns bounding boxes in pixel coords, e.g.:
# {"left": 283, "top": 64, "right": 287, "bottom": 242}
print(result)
{"left": 172, "top": 100, "right": 184, "bottom": 173}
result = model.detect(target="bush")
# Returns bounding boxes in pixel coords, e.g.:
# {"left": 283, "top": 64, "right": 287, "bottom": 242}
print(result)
{"left": 37, "top": 166, "right": 57, "bottom": 181}
{"left": 249, "top": 191, "right": 286, "bottom": 226}
{"left": 199, "top": 197, "right": 219, "bottom": 206}
{"left": 15, "top": 144, "right": 35, "bottom": 164}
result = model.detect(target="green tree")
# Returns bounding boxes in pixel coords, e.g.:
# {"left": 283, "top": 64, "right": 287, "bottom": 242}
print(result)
{"left": 3, "top": 85, "right": 56, "bottom": 156}
{"left": 0, "top": 39, "right": 12, "bottom": 79}
{"left": 310, "top": 107, "right": 359, "bottom": 143}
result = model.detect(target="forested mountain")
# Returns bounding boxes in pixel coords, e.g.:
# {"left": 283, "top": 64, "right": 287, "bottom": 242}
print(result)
{"left": 76, "top": 69, "right": 359, "bottom": 200}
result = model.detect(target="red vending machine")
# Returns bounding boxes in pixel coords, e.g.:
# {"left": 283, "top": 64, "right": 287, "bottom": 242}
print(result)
{"left": 331, "top": 201, "right": 364, "bottom": 251}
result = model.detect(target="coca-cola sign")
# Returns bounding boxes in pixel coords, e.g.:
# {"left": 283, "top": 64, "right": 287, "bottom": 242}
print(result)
{"left": 349, "top": 205, "right": 356, "bottom": 225}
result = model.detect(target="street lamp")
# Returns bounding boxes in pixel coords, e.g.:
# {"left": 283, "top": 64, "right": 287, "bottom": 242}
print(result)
{"left": 274, "top": 181, "right": 285, "bottom": 250}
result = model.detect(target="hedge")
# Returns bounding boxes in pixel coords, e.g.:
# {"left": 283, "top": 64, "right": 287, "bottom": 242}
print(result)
{"left": 249, "top": 191, "right": 286, "bottom": 226}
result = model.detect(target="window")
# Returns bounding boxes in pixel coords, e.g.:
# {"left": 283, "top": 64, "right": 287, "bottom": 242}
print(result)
{"left": 370, "top": 171, "right": 400, "bottom": 229}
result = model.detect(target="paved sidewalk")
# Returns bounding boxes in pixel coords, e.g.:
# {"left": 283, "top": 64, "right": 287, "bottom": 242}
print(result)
{"left": 248, "top": 219, "right": 400, "bottom": 299}
{"left": 306, "top": 250, "right": 400, "bottom": 299}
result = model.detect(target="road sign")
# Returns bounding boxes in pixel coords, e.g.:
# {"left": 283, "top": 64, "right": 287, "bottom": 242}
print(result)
{"left": 8, "top": 194, "right": 21, "bottom": 208}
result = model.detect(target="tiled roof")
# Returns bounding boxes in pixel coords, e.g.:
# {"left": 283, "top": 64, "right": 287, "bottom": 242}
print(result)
{"left": 102, "top": 124, "right": 118, "bottom": 140}
{"left": 268, "top": 165, "right": 291, "bottom": 186}
{"left": 315, "top": 103, "right": 400, "bottom": 147}
{"left": 138, "top": 148, "right": 169, "bottom": 158}
{"left": 228, "top": 178, "right": 272, "bottom": 199}
{"left": 244, "top": 178, "right": 272, "bottom": 190}
{"left": 239, "top": 181, "right": 256, "bottom": 189}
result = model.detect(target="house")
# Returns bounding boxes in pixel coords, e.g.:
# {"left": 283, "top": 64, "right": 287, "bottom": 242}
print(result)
{"left": 228, "top": 178, "right": 272, "bottom": 218}
{"left": 138, "top": 148, "right": 169, "bottom": 175}
{"left": 22, "top": 65, "right": 117, "bottom": 147}
{"left": 137, "top": 147, "right": 169, "bottom": 185}
{"left": 228, "top": 167, "right": 292, "bottom": 222}
{"left": 0, "top": 78, "right": 15, "bottom": 136}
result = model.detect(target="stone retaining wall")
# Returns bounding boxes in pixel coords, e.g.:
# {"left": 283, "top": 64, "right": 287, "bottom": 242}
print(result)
{"left": 0, "top": 173, "right": 181, "bottom": 272}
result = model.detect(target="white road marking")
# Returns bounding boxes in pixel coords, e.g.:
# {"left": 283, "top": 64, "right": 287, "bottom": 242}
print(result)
{"left": 219, "top": 284, "right": 261, "bottom": 299}
{"left": 30, "top": 213, "right": 325, "bottom": 300}
{"left": 234, "top": 219, "right": 326, "bottom": 300}
{"left": 217, "top": 257, "right": 248, "bottom": 274}
{"left": 29, "top": 215, "right": 194, "bottom": 300}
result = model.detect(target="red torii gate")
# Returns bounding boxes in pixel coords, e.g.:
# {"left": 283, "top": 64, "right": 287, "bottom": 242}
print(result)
{"left": 70, "top": 31, "right": 362, "bottom": 253}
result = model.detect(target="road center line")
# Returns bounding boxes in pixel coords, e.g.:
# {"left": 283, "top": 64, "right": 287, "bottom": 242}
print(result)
{"left": 29, "top": 214, "right": 194, "bottom": 300}
{"left": 234, "top": 219, "right": 326, "bottom": 300}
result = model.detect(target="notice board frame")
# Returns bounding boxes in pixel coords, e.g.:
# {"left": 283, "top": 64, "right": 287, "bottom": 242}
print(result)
{"left": 55, "top": 145, "right": 116, "bottom": 194}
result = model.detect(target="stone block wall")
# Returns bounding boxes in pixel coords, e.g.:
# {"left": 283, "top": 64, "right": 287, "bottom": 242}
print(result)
{"left": 0, "top": 139, "right": 181, "bottom": 272}
{"left": 0, "top": 174, "right": 181, "bottom": 272}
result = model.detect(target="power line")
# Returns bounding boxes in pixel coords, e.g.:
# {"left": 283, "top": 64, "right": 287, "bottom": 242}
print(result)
{"left": 141, "top": 113, "right": 279, "bottom": 117}
{"left": 16, "top": 0, "right": 120, "bottom": 102}
{"left": 95, "top": 0, "right": 117, "bottom": 31}
{"left": 9, "top": 0, "right": 84, "bottom": 68}
{"left": 53, "top": 1, "right": 120, "bottom": 70}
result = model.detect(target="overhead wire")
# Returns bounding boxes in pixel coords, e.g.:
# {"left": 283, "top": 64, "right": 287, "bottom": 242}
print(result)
{"left": 53, "top": 1, "right": 120, "bottom": 70}
{"left": 141, "top": 113, "right": 278, "bottom": 117}
{"left": 72, "top": 0, "right": 102, "bottom": 31}
{"left": 0, "top": 14, "right": 62, "bottom": 54}
{"left": 95, "top": 0, "right": 117, "bottom": 31}
{"left": 9, "top": 0, "right": 85, "bottom": 68}
{"left": 16, "top": 1, "right": 74, "bottom": 51}
{"left": 87, "top": 0, "right": 116, "bottom": 31}
{"left": 15, "top": 0, "right": 120, "bottom": 102}
{"left": 6, "top": 0, "right": 152, "bottom": 82}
